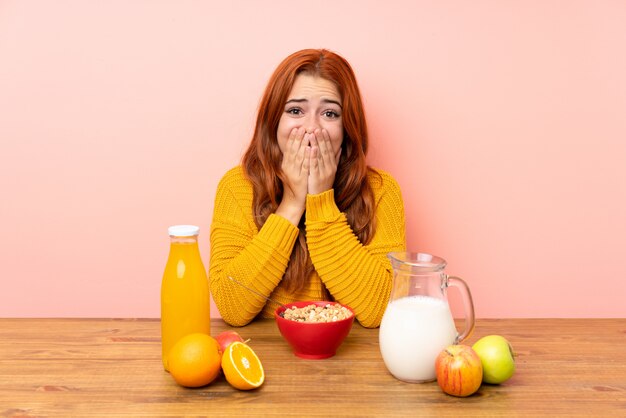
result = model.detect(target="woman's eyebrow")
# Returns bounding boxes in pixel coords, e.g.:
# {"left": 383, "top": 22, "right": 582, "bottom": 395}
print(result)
{"left": 322, "top": 98, "right": 342, "bottom": 108}
{"left": 285, "top": 98, "right": 343, "bottom": 108}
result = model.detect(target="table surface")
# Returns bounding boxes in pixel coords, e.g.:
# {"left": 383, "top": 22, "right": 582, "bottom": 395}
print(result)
{"left": 0, "top": 318, "right": 624, "bottom": 417}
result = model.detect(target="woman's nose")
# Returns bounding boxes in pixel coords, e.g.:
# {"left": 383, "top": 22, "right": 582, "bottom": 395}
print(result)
{"left": 304, "top": 115, "right": 321, "bottom": 133}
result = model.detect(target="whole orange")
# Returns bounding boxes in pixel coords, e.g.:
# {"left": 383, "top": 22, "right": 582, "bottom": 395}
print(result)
{"left": 167, "top": 333, "right": 221, "bottom": 388}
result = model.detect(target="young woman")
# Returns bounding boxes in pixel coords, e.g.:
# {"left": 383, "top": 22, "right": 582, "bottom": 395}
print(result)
{"left": 209, "top": 49, "right": 406, "bottom": 328}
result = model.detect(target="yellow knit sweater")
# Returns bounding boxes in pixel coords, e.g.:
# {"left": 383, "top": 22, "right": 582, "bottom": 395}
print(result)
{"left": 209, "top": 166, "right": 406, "bottom": 328}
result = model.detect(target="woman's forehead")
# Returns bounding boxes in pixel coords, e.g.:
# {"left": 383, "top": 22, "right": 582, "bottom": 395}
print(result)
{"left": 288, "top": 74, "right": 341, "bottom": 102}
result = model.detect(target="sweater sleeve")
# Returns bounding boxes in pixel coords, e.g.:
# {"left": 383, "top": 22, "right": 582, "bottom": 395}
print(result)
{"left": 305, "top": 170, "right": 406, "bottom": 328}
{"left": 209, "top": 169, "right": 300, "bottom": 326}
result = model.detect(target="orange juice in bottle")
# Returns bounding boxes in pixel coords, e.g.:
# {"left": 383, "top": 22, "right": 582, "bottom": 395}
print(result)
{"left": 161, "top": 225, "right": 211, "bottom": 371}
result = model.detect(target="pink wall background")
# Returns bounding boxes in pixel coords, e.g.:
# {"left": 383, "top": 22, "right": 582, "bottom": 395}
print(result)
{"left": 1, "top": 1, "right": 625, "bottom": 318}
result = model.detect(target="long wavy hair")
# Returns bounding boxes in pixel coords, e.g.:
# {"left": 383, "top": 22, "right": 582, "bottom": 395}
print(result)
{"left": 242, "top": 49, "right": 377, "bottom": 294}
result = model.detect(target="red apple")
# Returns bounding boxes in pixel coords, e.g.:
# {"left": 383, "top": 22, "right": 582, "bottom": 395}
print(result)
{"left": 216, "top": 330, "right": 244, "bottom": 352}
{"left": 435, "top": 344, "right": 483, "bottom": 397}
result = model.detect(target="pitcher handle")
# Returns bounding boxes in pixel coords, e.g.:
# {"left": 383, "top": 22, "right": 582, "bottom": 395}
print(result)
{"left": 446, "top": 275, "right": 475, "bottom": 343}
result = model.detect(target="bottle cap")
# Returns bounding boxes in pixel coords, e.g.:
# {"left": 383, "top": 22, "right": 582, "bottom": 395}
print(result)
{"left": 168, "top": 225, "right": 200, "bottom": 237}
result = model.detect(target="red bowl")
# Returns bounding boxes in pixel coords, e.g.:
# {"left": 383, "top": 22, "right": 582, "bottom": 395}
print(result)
{"left": 274, "top": 301, "right": 355, "bottom": 359}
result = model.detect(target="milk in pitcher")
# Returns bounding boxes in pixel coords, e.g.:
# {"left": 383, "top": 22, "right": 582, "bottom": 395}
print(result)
{"left": 379, "top": 295, "right": 458, "bottom": 382}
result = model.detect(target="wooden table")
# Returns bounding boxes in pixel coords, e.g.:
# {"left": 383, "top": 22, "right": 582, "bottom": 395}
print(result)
{"left": 0, "top": 318, "right": 624, "bottom": 417}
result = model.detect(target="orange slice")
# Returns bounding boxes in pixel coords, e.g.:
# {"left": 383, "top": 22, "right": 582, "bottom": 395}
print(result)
{"left": 221, "top": 341, "right": 265, "bottom": 390}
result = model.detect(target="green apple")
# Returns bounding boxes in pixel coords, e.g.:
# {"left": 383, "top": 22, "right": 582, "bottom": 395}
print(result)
{"left": 472, "top": 335, "right": 516, "bottom": 384}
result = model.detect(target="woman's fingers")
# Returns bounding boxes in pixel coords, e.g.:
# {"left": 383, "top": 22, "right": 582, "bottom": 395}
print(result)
{"left": 297, "top": 132, "right": 311, "bottom": 169}
{"left": 316, "top": 129, "right": 339, "bottom": 168}
{"left": 308, "top": 133, "right": 319, "bottom": 170}
{"left": 285, "top": 127, "right": 297, "bottom": 153}
{"left": 287, "top": 127, "right": 304, "bottom": 155}
{"left": 318, "top": 129, "right": 337, "bottom": 166}
{"left": 284, "top": 128, "right": 310, "bottom": 170}
{"left": 281, "top": 127, "right": 310, "bottom": 203}
{"left": 307, "top": 129, "right": 340, "bottom": 194}
{"left": 302, "top": 143, "right": 311, "bottom": 173}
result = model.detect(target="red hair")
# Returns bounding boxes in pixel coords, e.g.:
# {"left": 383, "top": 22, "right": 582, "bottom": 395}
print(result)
{"left": 242, "top": 49, "right": 377, "bottom": 294}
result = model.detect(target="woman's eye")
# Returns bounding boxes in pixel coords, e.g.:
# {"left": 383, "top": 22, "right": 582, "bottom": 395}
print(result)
{"left": 323, "top": 110, "right": 340, "bottom": 119}
{"left": 286, "top": 107, "right": 303, "bottom": 115}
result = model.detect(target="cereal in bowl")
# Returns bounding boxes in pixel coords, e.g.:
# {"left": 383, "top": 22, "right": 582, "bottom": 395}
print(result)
{"left": 283, "top": 303, "right": 352, "bottom": 323}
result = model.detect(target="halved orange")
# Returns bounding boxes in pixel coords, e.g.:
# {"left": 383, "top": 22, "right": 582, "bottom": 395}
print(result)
{"left": 221, "top": 341, "right": 265, "bottom": 390}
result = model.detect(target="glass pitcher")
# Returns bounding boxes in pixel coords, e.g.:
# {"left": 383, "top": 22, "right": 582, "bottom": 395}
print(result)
{"left": 379, "top": 252, "right": 475, "bottom": 383}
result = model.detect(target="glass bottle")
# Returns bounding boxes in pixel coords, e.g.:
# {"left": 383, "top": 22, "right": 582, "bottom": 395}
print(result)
{"left": 161, "top": 225, "right": 211, "bottom": 370}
